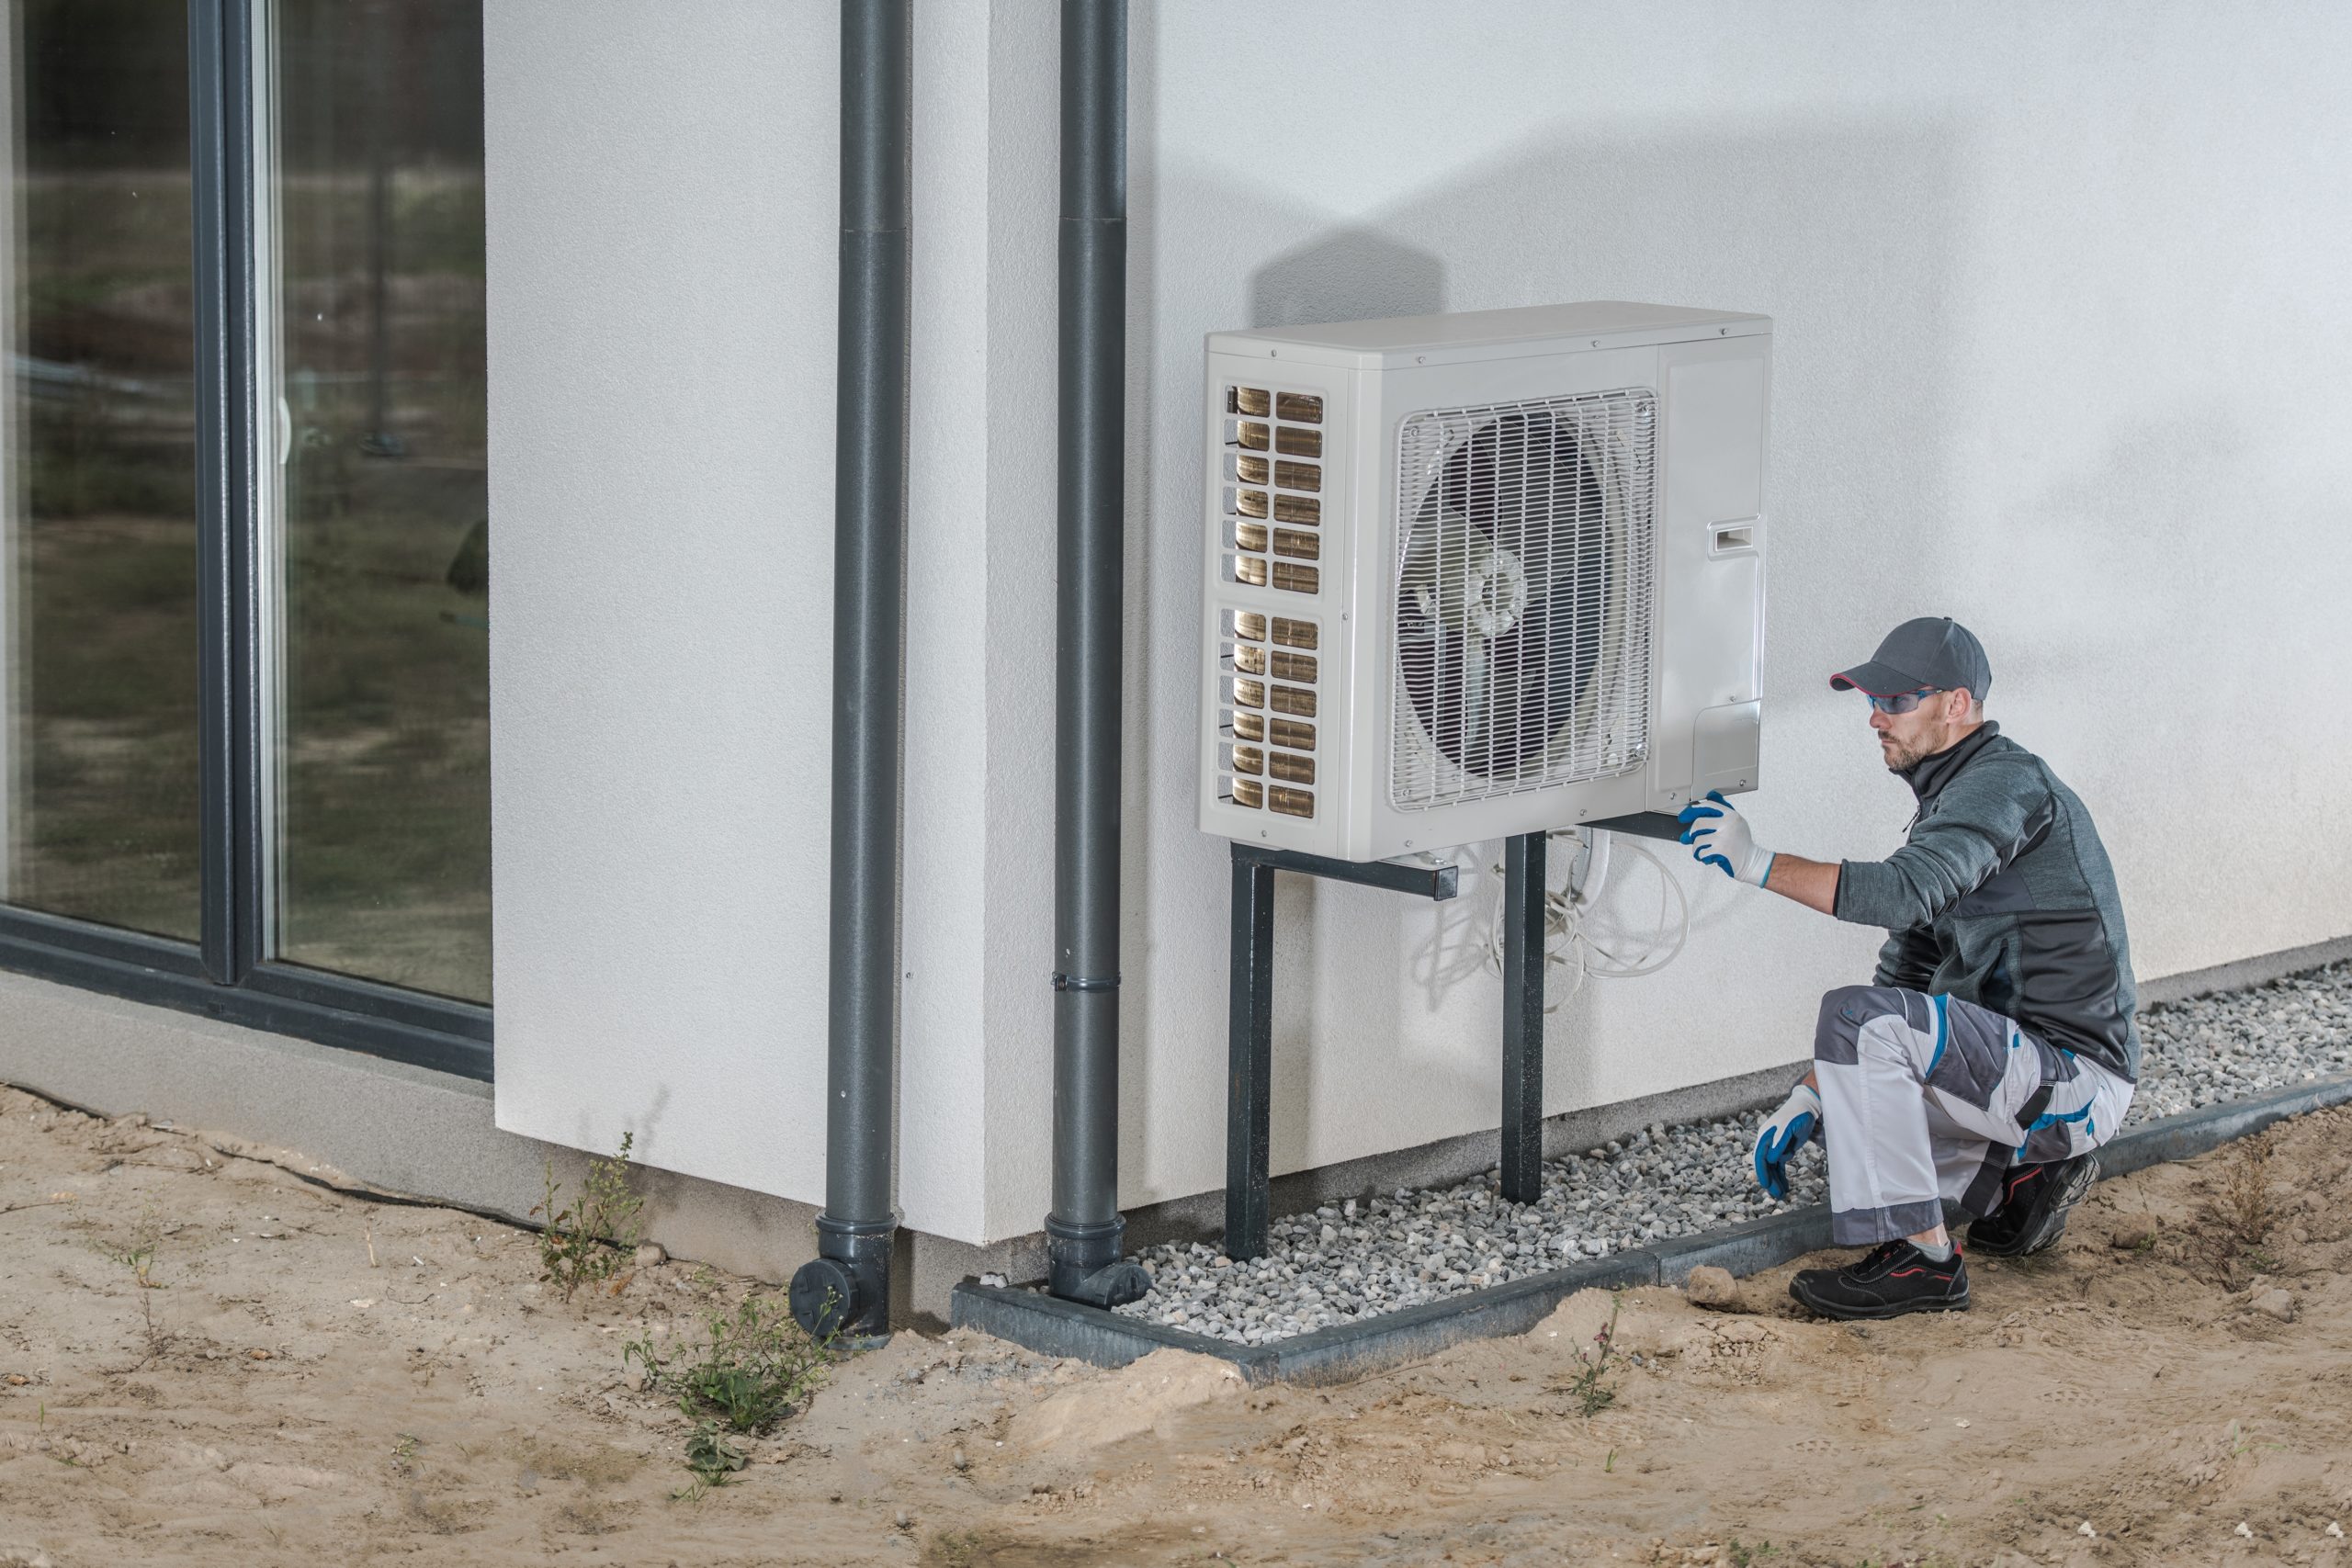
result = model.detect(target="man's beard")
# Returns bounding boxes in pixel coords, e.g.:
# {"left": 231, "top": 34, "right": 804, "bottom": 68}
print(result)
{"left": 1881, "top": 734, "right": 1933, "bottom": 773}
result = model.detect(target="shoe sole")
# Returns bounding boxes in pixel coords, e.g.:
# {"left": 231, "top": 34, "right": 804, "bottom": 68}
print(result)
{"left": 1970, "top": 1155, "right": 2101, "bottom": 1258}
{"left": 1787, "top": 1276, "right": 1971, "bottom": 1320}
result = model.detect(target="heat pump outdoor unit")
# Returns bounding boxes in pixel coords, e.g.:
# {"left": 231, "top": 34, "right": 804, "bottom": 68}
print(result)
{"left": 1197, "top": 301, "right": 1770, "bottom": 862}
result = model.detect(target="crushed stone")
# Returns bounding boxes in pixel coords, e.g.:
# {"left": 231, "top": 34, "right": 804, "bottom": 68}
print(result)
{"left": 1113, "top": 959, "right": 2352, "bottom": 1344}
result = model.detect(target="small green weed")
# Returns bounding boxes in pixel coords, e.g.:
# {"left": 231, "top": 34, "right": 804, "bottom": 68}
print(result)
{"left": 683, "top": 1421, "right": 749, "bottom": 1485}
{"left": 98, "top": 1195, "right": 168, "bottom": 1289}
{"left": 2224, "top": 1418, "right": 2287, "bottom": 1461}
{"left": 1728, "top": 1540, "right": 1780, "bottom": 1565}
{"left": 101, "top": 1200, "right": 177, "bottom": 1366}
{"left": 628, "top": 1291, "right": 838, "bottom": 1485}
{"left": 113, "top": 1240, "right": 160, "bottom": 1288}
{"left": 531, "top": 1133, "right": 645, "bottom": 1303}
{"left": 628, "top": 1292, "right": 833, "bottom": 1432}
{"left": 1549, "top": 1292, "right": 1624, "bottom": 1417}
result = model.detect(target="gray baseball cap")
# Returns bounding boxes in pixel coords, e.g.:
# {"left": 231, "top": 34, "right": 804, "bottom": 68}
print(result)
{"left": 1830, "top": 616, "right": 1992, "bottom": 702}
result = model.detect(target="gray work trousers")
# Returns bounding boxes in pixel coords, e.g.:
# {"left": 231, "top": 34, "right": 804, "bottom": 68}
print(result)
{"left": 1811, "top": 986, "right": 2134, "bottom": 1247}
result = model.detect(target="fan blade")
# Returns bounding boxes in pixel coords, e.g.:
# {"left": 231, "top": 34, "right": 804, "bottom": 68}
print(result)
{"left": 1458, "top": 632, "right": 1491, "bottom": 767}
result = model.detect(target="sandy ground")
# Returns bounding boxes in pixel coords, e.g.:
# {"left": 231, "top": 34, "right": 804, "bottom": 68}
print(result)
{"left": 2, "top": 1084, "right": 2348, "bottom": 1567}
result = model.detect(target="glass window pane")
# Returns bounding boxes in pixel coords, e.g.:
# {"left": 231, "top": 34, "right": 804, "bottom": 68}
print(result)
{"left": 2, "top": 0, "right": 201, "bottom": 940}
{"left": 266, "top": 0, "right": 487, "bottom": 1002}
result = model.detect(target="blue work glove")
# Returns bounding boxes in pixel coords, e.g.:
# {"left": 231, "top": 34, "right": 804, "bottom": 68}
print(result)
{"left": 1677, "top": 790, "right": 1773, "bottom": 886}
{"left": 1753, "top": 1081, "right": 1822, "bottom": 1200}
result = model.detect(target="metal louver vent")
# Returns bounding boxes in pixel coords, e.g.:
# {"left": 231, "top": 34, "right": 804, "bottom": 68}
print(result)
{"left": 1216, "top": 608, "right": 1321, "bottom": 818}
{"left": 1389, "top": 388, "right": 1656, "bottom": 810}
{"left": 1219, "top": 385, "right": 1324, "bottom": 596}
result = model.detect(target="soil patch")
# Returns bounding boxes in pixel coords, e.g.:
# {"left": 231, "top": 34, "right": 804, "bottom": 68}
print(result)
{"left": 3, "top": 1085, "right": 2349, "bottom": 1565}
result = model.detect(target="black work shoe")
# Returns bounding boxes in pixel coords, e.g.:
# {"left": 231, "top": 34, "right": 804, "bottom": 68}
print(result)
{"left": 1788, "top": 1239, "right": 1970, "bottom": 1320}
{"left": 1967, "top": 1154, "right": 2099, "bottom": 1258}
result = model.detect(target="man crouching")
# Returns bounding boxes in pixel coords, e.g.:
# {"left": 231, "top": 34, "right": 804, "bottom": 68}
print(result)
{"left": 1678, "top": 616, "right": 2139, "bottom": 1319}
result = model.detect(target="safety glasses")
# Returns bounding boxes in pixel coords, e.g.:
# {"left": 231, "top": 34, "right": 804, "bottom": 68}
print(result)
{"left": 1864, "top": 687, "right": 1944, "bottom": 716}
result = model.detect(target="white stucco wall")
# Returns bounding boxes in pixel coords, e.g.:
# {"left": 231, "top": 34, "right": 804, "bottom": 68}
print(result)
{"left": 490, "top": 2, "right": 2352, "bottom": 1247}
{"left": 487, "top": 0, "right": 1040, "bottom": 1244}
{"left": 484, "top": 2, "right": 863, "bottom": 1217}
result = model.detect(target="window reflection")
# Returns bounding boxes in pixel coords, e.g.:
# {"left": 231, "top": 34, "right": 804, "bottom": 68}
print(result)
{"left": 266, "top": 0, "right": 488, "bottom": 1001}
{"left": 2, "top": 0, "right": 201, "bottom": 939}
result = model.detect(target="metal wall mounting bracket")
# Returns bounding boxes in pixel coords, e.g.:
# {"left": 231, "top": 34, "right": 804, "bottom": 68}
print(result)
{"left": 1582, "top": 810, "right": 1688, "bottom": 845}
{"left": 1222, "top": 814, "right": 1690, "bottom": 1260}
{"left": 1498, "top": 833, "right": 1545, "bottom": 1206}
{"left": 1225, "top": 836, "right": 1531, "bottom": 1261}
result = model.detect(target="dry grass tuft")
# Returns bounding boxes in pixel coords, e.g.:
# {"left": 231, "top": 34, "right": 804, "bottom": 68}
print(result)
{"left": 2194, "top": 1136, "right": 2284, "bottom": 1288}
{"left": 2213, "top": 1138, "right": 2277, "bottom": 1250}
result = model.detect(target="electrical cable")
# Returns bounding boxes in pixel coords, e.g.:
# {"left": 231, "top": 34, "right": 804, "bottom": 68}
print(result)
{"left": 1479, "top": 826, "right": 1691, "bottom": 1011}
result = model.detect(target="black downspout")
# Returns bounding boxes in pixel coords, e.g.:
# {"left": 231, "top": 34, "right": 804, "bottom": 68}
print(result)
{"left": 1045, "top": 0, "right": 1150, "bottom": 1309}
{"left": 789, "top": 0, "right": 910, "bottom": 1343}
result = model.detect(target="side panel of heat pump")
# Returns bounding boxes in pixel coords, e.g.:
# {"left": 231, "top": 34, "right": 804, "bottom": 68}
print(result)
{"left": 1197, "top": 354, "right": 1355, "bottom": 856}
{"left": 1651, "top": 336, "right": 1770, "bottom": 807}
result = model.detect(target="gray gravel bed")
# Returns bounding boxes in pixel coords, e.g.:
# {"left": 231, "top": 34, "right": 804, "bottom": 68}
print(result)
{"left": 1113, "top": 959, "right": 2352, "bottom": 1345}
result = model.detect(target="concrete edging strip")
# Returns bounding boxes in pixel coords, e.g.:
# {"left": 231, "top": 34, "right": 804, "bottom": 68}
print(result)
{"left": 948, "top": 1071, "right": 2352, "bottom": 1384}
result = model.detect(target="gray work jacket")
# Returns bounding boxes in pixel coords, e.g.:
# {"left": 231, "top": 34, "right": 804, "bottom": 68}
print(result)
{"left": 1833, "top": 723, "right": 2142, "bottom": 1083}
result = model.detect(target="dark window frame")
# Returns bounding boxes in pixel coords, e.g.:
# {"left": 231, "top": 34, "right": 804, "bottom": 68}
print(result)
{"left": 0, "top": 0, "right": 493, "bottom": 1083}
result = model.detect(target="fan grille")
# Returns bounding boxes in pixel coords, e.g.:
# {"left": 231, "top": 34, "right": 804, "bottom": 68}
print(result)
{"left": 1389, "top": 388, "right": 1656, "bottom": 810}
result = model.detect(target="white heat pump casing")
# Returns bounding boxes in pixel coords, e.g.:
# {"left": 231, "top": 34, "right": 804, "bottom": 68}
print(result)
{"left": 1196, "top": 301, "right": 1770, "bottom": 863}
